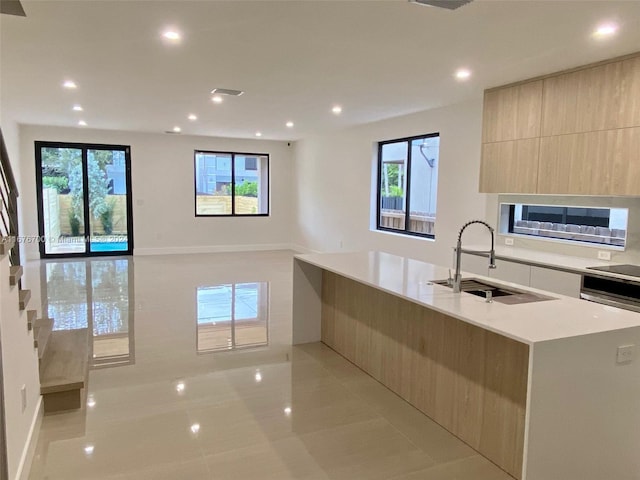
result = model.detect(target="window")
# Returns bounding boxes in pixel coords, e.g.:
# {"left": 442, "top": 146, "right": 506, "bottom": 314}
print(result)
{"left": 376, "top": 133, "right": 439, "bottom": 238}
{"left": 499, "top": 203, "right": 629, "bottom": 248}
{"left": 194, "top": 151, "right": 269, "bottom": 216}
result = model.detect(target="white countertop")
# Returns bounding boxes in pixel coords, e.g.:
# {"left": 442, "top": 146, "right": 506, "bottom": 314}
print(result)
{"left": 295, "top": 251, "right": 640, "bottom": 345}
{"left": 463, "top": 244, "right": 640, "bottom": 281}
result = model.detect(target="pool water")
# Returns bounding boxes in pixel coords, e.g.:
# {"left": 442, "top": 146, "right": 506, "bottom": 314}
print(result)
{"left": 91, "top": 241, "right": 129, "bottom": 252}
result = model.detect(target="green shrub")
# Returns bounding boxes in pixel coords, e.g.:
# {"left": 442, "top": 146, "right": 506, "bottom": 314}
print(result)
{"left": 42, "top": 176, "right": 69, "bottom": 193}
{"left": 68, "top": 210, "right": 81, "bottom": 236}
{"left": 235, "top": 180, "right": 258, "bottom": 197}
{"left": 385, "top": 185, "right": 404, "bottom": 197}
{"left": 100, "top": 200, "right": 116, "bottom": 235}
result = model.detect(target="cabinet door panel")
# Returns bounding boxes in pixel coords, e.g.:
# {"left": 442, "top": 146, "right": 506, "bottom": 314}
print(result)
{"left": 538, "top": 127, "right": 640, "bottom": 195}
{"left": 542, "top": 57, "right": 640, "bottom": 136}
{"left": 530, "top": 266, "right": 581, "bottom": 298}
{"left": 483, "top": 80, "right": 543, "bottom": 143}
{"left": 480, "top": 138, "right": 539, "bottom": 193}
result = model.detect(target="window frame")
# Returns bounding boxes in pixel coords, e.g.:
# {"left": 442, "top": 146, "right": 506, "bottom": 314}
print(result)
{"left": 375, "top": 132, "right": 439, "bottom": 239}
{"left": 194, "top": 150, "right": 270, "bottom": 217}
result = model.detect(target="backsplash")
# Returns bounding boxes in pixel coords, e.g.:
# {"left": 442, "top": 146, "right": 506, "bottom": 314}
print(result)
{"left": 486, "top": 194, "right": 640, "bottom": 263}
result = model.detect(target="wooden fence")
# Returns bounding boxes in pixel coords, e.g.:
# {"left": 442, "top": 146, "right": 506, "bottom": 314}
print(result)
{"left": 380, "top": 210, "right": 435, "bottom": 235}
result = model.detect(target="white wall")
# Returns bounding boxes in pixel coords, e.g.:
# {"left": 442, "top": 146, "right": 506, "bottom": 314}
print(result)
{"left": 1, "top": 119, "right": 42, "bottom": 480}
{"left": 18, "top": 125, "right": 294, "bottom": 259}
{"left": 293, "top": 99, "right": 491, "bottom": 268}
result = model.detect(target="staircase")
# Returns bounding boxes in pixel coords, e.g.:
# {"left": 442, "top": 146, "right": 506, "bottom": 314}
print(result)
{"left": 0, "top": 129, "right": 89, "bottom": 420}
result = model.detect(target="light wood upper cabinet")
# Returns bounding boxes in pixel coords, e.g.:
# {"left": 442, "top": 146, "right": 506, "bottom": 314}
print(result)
{"left": 482, "top": 80, "right": 543, "bottom": 143}
{"left": 480, "top": 52, "right": 640, "bottom": 195}
{"left": 538, "top": 127, "right": 640, "bottom": 195}
{"left": 541, "top": 56, "right": 640, "bottom": 136}
{"left": 480, "top": 138, "right": 539, "bottom": 193}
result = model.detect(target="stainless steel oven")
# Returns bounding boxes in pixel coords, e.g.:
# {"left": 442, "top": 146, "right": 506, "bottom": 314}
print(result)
{"left": 581, "top": 273, "right": 640, "bottom": 313}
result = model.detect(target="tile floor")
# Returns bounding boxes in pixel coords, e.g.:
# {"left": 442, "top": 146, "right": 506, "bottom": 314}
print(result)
{"left": 27, "top": 250, "right": 513, "bottom": 480}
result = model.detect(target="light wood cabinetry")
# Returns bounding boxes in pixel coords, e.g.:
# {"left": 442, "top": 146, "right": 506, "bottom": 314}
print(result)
{"left": 480, "top": 138, "right": 539, "bottom": 193}
{"left": 321, "top": 271, "right": 529, "bottom": 479}
{"left": 541, "top": 56, "right": 640, "bottom": 136}
{"left": 482, "top": 80, "right": 543, "bottom": 143}
{"left": 538, "top": 127, "right": 640, "bottom": 195}
{"left": 479, "top": 52, "right": 640, "bottom": 195}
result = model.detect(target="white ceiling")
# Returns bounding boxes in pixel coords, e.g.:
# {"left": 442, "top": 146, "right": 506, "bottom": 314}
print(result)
{"left": 1, "top": 0, "right": 640, "bottom": 141}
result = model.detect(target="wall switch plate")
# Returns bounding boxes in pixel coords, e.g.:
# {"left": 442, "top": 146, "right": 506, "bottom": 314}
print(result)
{"left": 597, "top": 251, "right": 612, "bottom": 261}
{"left": 616, "top": 345, "right": 635, "bottom": 364}
{"left": 505, "top": 238, "right": 514, "bottom": 246}
{"left": 20, "top": 385, "right": 27, "bottom": 412}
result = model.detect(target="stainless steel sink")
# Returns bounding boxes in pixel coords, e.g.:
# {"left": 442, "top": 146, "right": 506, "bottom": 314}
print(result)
{"left": 430, "top": 278, "right": 555, "bottom": 305}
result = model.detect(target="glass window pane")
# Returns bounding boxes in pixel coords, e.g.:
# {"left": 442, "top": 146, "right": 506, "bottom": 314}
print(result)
{"left": 379, "top": 141, "right": 407, "bottom": 231}
{"left": 234, "top": 155, "right": 268, "bottom": 215}
{"left": 40, "top": 147, "right": 86, "bottom": 254}
{"left": 506, "top": 203, "right": 628, "bottom": 247}
{"left": 195, "top": 152, "right": 232, "bottom": 215}
{"left": 87, "top": 149, "right": 129, "bottom": 253}
{"left": 408, "top": 137, "right": 439, "bottom": 235}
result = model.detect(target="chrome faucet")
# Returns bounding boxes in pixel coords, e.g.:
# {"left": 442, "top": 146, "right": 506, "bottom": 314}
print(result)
{"left": 452, "top": 220, "right": 497, "bottom": 293}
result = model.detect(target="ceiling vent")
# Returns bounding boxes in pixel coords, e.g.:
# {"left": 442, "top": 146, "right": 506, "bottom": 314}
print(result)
{"left": 1, "top": 0, "right": 26, "bottom": 16}
{"left": 409, "top": 0, "right": 473, "bottom": 10}
{"left": 210, "top": 88, "right": 244, "bottom": 97}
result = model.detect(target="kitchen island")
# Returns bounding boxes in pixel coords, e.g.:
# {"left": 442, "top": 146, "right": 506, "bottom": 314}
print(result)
{"left": 292, "top": 251, "right": 640, "bottom": 480}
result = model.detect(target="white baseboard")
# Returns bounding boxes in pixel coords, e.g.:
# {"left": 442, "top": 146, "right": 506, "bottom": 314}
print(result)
{"left": 16, "top": 396, "right": 42, "bottom": 480}
{"left": 133, "top": 243, "right": 295, "bottom": 256}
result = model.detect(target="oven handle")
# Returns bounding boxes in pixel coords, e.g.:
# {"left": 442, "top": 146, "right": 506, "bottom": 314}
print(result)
{"left": 580, "top": 292, "right": 640, "bottom": 313}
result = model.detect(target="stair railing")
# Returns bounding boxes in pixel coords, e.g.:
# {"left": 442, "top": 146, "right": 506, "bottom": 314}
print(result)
{"left": 0, "top": 128, "right": 20, "bottom": 267}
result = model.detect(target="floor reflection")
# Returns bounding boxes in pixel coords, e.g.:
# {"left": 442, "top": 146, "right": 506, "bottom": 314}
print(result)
{"left": 196, "top": 282, "right": 269, "bottom": 353}
{"left": 41, "top": 257, "right": 135, "bottom": 369}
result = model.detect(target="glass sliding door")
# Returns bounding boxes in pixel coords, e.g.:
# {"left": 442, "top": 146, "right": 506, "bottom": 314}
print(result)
{"left": 87, "top": 148, "right": 130, "bottom": 253}
{"left": 36, "top": 142, "right": 133, "bottom": 258}
{"left": 38, "top": 146, "right": 86, "bottom": 255}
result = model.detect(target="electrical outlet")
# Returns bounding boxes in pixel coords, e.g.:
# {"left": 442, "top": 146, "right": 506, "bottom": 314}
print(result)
{"left": 20, "top": 385, "right": 27, "bottom": 412}
{"left": 616, "top": 345, "right": 636, "bottom": 364}
{"left": 505, "top": 238, "right": 514, "bottom": 246}
{"left": 597, "top": 251, "right": 612, "bottom": 261}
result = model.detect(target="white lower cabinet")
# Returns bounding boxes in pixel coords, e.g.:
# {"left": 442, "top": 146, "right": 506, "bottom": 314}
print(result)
{"left": 529, "top": 265, "right": 582, "bottom": 298}
{"left": 490, "top": 259, "right": 531, "bottom": 286}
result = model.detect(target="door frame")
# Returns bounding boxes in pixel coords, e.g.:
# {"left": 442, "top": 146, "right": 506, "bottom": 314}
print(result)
{"left": 35, "top": 141, "right": 134, "bottom": 258}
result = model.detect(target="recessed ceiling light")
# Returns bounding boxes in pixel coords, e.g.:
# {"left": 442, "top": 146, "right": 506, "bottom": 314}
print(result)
{"left": 173, "top": 126, "right": 181, "bottom": 133}
{"left": 455, "top": 68, "right": 472, "bottom": 80}
{"left": 255, "top": 132, "right": 262, "bottom": 137}
{"left": 255, "top": 371, "right": 262, "bottom": 382}
{"left": 188, "top": 114, "right": 197, "bottom": 121}
{"left": 162, "top": 29, "right": 181, "bottom": 42}
{"left": 78, "top": 120, "right": 87, "bottom": 127}
{"left": 593, "top": 23, "right": 619, "bottom": 38}
{"left": 332, "top": 105, "right": 342, "bottom": 115}
{"left": 63, "top": 80, "right": 77, "bottom": 89}
{"left": 73, "top": 104, "right": 83, "bottom": 112}
{"left": 87, "top": 395, "right": 96, "bottom": 408}
{"left": 286, "top": 121, "right": 294, "bottom": 128}
{"left": 175, "top": 382, "right": 185, "bottom": 392}
{"left": 84, "top": 445, "right": 94, "bottom": 455}
{"left": 211, "top": 95, "right": 223, "bottom": 104}
{"left": 190, "top": 423, "right": 200, "bottom": 434}
{"left": 284, "top": 407, "right": 292, "bottom": 415}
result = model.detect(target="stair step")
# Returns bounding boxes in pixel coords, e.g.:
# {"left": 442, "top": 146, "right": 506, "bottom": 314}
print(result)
{"left": 33, "top": 317, "right": 54, "bottom": 360}
{"left": 40, "top": 328, "right": 89, "bottom": 414}
{"left": 9, "top": 265, "right": 23, "bottom": 286}
{"left": 18, "top": 289, "right": 31, "bottom": 310}
{"left": 27, "top": 310, "right": 37, "bottom": 331}
{"left": 0, "top": 236, "right": 15, "bottom": 256}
